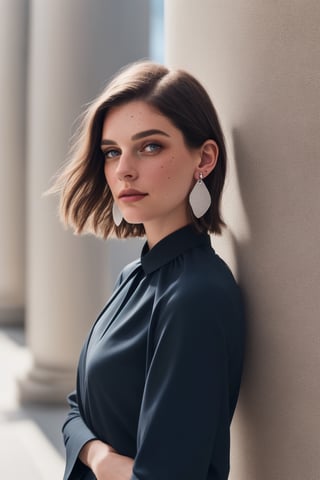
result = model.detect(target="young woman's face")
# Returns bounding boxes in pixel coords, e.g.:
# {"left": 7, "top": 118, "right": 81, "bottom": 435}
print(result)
{"left": 101, "top": 100, "right": 200, "bottom": 244}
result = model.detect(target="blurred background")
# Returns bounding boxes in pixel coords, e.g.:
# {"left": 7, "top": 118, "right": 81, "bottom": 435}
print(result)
{"left": 1, "top": 1, "right": 320, "bottom": 479}
{"left": 0, "top": 0, "right": 163, "bottom": 478}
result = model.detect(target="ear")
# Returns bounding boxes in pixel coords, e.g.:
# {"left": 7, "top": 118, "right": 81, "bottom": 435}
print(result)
{"left": 195, "top": 140, "right": 219, "bottom": 179}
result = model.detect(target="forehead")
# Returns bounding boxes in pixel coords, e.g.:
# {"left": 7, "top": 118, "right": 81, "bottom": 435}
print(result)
{"left": 102, "top": 100, "right": 177, "bottom": 138}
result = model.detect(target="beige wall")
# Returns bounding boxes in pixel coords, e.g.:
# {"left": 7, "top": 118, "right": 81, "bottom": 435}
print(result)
{"left": 165, "top": 1, "right": 320, "bottom": 478}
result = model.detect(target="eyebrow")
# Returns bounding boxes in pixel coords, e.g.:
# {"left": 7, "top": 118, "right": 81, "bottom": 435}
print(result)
{"left": 101, "top": 129, "right": 170, "bottom": 146}
{"left": 131, "top": 129, "right": 170, "bottom": 141}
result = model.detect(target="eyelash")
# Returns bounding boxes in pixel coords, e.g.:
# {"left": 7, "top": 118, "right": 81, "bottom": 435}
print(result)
{"left": 142, "top": 142, "right": 162, "bottom": 153}
{"left": 103, "top": 149, "right": 120, "bottom": 159}
{"left": 102, "top": 142, "right": 162, "bottom": 159}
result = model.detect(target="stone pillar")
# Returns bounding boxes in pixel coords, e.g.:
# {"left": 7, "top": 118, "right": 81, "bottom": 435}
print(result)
{"left": 0, "top": 0, "right": 28, "bottom": 324}
{"left": 19, "top": 0, "right": 149, "bottom": 403}
{"left": 165, "top": 1, "right": 320, "bottom": 479}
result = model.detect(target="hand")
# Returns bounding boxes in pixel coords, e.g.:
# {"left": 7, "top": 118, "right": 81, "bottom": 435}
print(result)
{"left": 79, "top": 439, "right": 134, "bottom": 480}
{"left": 93, "top": 450, "right": 134, "bottom": 480}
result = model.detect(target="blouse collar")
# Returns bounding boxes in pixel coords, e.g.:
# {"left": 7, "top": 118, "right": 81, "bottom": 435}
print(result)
{"left": 140, "top": 224, "right": 211, "bottom": 274}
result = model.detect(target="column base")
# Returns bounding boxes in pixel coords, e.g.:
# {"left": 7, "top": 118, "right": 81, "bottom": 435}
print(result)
{"left": 18, "top": 363, "right": 76, "bottom": 405}
{"left": 0, "top": 306, "right": 24, "bottom": 325}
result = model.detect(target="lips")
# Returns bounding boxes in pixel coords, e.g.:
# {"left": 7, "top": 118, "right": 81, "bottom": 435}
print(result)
{"left": 118, "top": 189, "right": 148, "bottom": 201}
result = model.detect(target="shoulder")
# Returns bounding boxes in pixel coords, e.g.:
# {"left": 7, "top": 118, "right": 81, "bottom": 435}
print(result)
{"left": 113, "top": 258, "right": 141, "bottom": 289}
{"left": 154, "top": 248, "right": 243, "bottom": 335}
{"left": 120, "top": 258, "right": 141, "bottom": 278}
{"left": 180, "top": 246, "right": 240, "bottom": 305}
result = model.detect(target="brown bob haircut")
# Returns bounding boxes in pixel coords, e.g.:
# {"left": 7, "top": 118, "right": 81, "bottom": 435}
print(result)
{"left": 52, "top": 61, "right": 227, "bottom": 238}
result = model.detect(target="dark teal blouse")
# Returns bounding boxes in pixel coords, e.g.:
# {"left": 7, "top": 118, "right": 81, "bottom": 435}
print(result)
{"left": 63, "top": 225, "right": 245, "bottom": 480}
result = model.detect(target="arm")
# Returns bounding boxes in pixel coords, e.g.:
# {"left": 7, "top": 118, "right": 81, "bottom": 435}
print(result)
{"left": 62, "top": 391, "right": 98, "bottom": 480}
{"left": 131, "top": 288, "right": 237, "bottom": 480}
{"left": 63, "top": 392, "right": 134, "bottom": 480}
{"left": 63, "top": 265, "right": 141, "bottom": 480}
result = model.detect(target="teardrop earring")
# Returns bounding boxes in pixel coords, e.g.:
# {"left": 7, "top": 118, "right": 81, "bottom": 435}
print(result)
{"left": 189, "top": 172, "right": 211, "bottom": 218}
{"left": 112, "top": 202, "right": 123, "bottom": 226}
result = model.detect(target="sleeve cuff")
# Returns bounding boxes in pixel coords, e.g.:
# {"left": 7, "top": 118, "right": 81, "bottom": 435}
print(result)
{"left": 63, "top": 416, "right": 97, "bottom": 480}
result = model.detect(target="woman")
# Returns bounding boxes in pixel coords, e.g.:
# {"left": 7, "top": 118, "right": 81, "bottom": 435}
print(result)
{"left": 54, "top": 61, "right": 245, "bottom": 480}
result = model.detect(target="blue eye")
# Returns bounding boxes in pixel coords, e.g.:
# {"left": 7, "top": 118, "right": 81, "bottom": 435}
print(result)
{"left": 144, "top": 143, "right": 161, "bottom": 153}
{"left": 103, "top": 149, "right": 120, "bottom": 159}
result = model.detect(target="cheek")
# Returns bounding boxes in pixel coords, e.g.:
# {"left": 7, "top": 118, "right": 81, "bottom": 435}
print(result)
{"left": 160, "top": 155, "right": 193, "bottom": 185}
{"left": 104, "top": 162, "right": 113, "bottom": 181}
{"left": 104, "top": 164, "right": 115, "bottom": 191}
{"left": 157, "top": 155, "right": 176, "bottom": 176}
{"left": 156, "top": 161, "right": 191, "bottom": 199}
{"left": 156, "top": 164, "right": 174, "bottom": 183}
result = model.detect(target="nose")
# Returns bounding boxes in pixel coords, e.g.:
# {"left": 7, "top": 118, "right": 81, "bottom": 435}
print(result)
{"left": 116, "top": 152, "right": 138, "bottom": 181}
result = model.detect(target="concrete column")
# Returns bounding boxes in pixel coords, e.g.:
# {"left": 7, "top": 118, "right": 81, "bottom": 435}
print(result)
{"left": 165, "top": 1, "right": 320, "bottom": 479}
{"left": 20, "top": 0, "right": 149, "bottom": 403}
{"left": 0, "top": 0, "right": 28, "bottom": 324}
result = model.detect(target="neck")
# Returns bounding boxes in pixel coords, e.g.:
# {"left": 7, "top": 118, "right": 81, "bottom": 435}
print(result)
{"left": 144, "top": 219, "right": 191, "bottom": 249}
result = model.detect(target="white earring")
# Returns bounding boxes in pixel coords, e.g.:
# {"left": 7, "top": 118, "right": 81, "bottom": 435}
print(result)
{"left": 112, "top": 202, "right": 123, "bottom": 226}
{"left": 189, "top": 172, "right": 211, "bottom": 218}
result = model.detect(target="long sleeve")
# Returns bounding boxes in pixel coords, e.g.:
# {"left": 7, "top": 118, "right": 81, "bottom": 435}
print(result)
{"left": 131, "top": 279, "right": 242, "bottom": 480}
{"left": 61, "top": 261, "right": 142, "bottom": 480}
{"left": 62, "top": 391, "right": 97, "bottom": 480}
{"left": 61, "top": 226, "right": 244, "bottom": 480}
